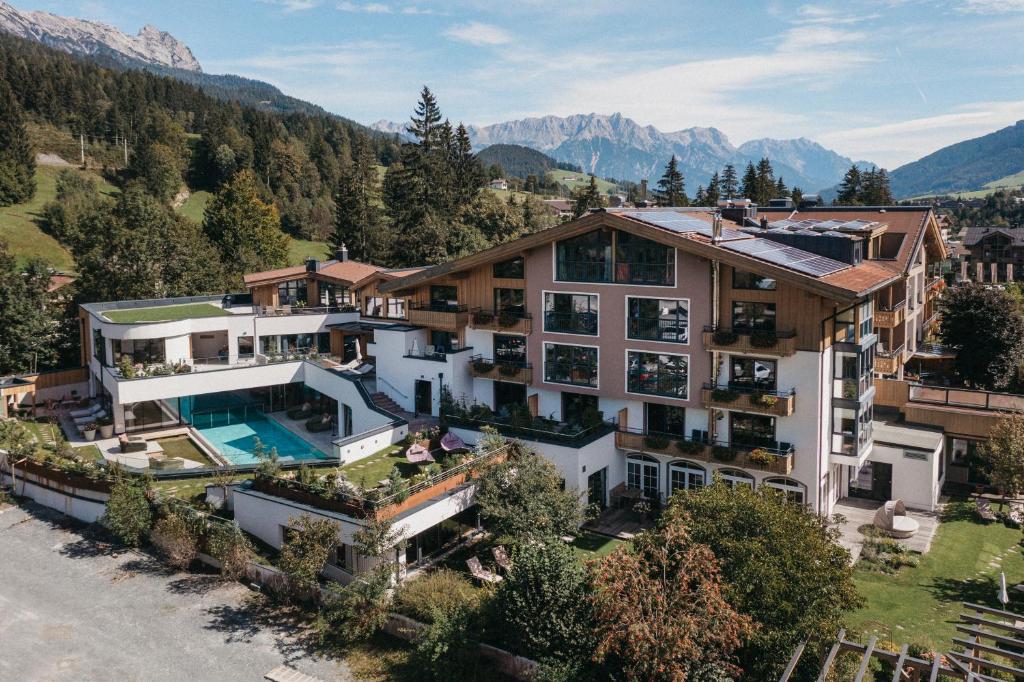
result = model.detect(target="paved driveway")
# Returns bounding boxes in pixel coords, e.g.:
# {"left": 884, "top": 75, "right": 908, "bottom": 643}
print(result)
{"left": 0, "top": 502, "right": 351, "bottom": 682}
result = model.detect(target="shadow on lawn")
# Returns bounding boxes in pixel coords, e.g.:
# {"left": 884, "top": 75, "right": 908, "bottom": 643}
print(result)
{"left": 926, "top": 574, "right": 1021, "bottom": 614}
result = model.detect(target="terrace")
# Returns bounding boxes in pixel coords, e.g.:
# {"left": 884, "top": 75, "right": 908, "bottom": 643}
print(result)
{"left": 407, "top": 302, "right": 469, "bottom": 331}
{"left": 467, "top": 355, "right": 532, "bottom": 384}
{"left": 874, "top": 300, "right": 907, "bottom": 328}
{"left": 700, "top": 383, "right": 796, "bottom": 417}
{"left": 101, "top": 302, "right": 236, "bottom": 323}
{"left": 468, "top": 308, "right": 532, "bottom": 334}
{"left": 615, "top": 427, "right": 795, "bottom": 475}
{"left": 701, "top": 325, "right": 797, "bottom": 357}
{"left": 443, "top": 402, "right": 617, "bottom": 448}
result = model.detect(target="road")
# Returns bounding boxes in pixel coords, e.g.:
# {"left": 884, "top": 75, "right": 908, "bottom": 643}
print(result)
{"left": 0, "top": 502, "right": 351, "bottom": 682}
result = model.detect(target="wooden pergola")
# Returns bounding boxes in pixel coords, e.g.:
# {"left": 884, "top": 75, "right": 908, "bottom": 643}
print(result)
{"left": 780, "top": 603, "right": 1024, "bottom": 681}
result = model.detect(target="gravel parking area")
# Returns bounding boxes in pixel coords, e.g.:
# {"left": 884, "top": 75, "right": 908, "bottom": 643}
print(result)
{"left": 0, "top": 501, "right": 351, "bottom": 681}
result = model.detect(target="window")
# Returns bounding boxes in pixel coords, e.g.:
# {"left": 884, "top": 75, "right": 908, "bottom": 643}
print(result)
{"left": 544, "top": 343, "right": 598, "bottom": 387}
{"left": 237, "top": 336, "right": 254, "bottom": 357}
{"left": 731, "top": 301, "right": 776, "bottom": 331}
{"left": 733, "top": 269, "right": 777, "bottom": 290}
{"left": 430, "top": 330, "right": 456, "bottom": 353}
{"left": 544, "top": 292, "right": 598, "bottom": 335}
{"left": 320, "top": 283, "right": 351, "bottom": 308}
{"left": 834, "top": 306, "right": 856, "bottom": 342}
{"left": 730, "top": 357, "right": 777, "bottom": 390}
{"left": 494, "top": 381, "right": 527, "bottom": 415}
{"left": 764, "top": 477, "right": 805, "bottom": 504}
{"left": 493, "top": 256, "right": 524, "bottom": 279}
{"left": 364, "top": 296, "right": 384, "bottom": 317}
{"left": 494, "top": 288, "right": 525, "bottom": 314}
{"left": 556, "top": 230, "right": 612, "bottom": 282}
{"left": 730, "top": 413, "right": 776, "bottom": 449}
{"left": 429, "top": 285, "right": 459, "bottom": 311}
{"left": 277, "top": 279, "right": 307, "bottom": 306}
{"left": 645, "top": 402, "right": 686, "bottom": 438}
{"left": 858, "top": 299, "right": 873, "bottom": 339}
{"left": 494, "top": 334, "right": 526, "bottom": 364}
{"left": 260, "top": 335, "right": 279, "bottom": 354}
{"left": 717, "top": 468, "right": 754, "bottom": 489}
{"left": 615, "top": 232, "right": 674, "bottom": 285}
{"left": 834, "top": 347, "right": 873, "bottom": 400}
{"left": 626, "top": 297, "right": 689, "bottom": 343}
{"left": 387, "top": 298, "right": 405, "bottom": 319}
{"left": 112, "top": 338, "right": 166, "bottom": 365}
{"left": 669, "top": 461, "right": 705, "bottom": 493}
{"left": 562, "top": 392, "right": 599, "bottom": 425}
{"left": 93, "top": 328, "right": 106, "bottom": 365}
{"left": 627, "top": 351, "right": 688, "bottom": 399}
{"left": 832, "top": 406, "right": 856, "bottom": 455}
{"left": 626, "top": 455, "right": 660, "bottom": 499}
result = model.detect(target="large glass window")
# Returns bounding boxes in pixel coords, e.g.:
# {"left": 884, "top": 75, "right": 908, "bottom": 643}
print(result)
{"left": 645, "top": 402, "right": 686, "bottom": 437}
{"left": 544, "top": 343, "right": 598, "bottom": 387}
{"left": 730, "top": 357, "right": 777, "bottom": 391}
{"left": 669, "top": 462, "right": 705, "bottom": 493}
{"left": 494, "top": 334, "right": 526, "bottom": 364}
{"left": 562, "top": 392, "right": 599, "bottom": 425}
{"left": 544, "top": 292, "right": 598, "bottom": 335}
{"left": 627, "top": 351, "right": 689, "bottom": 399}
{"left": 555, "top": 230, "right": 612, "bottom": 282}
{"left": 493, "top": 256, "right": 524, "bottom": 279}
{"left": 277, "top": 279, "right": 307, "bottom": 306}
{"left": 833, "top": 306, "right": 856, "bottom": 343}
{"left": 615, "top": 232, "right": 674, "bottom": 285}
{"left": 626, "top": 297, "right": 689, "bottom": 343}
{"left": 364, "top": 296, "right": 384, "bottom": 317}
{"left": 92, "top": 328, "right": 106, "bottom": 365}
{"left": 764, "top": 477, "right": 805, "bottom": 504}
{"left": 732, "top": 301, "right": 776, "bottom": 331}
{"left": 494, "top": 381, "right": 527, "bottom": 415}
{"left": 858, "top": 299, "right": 874, "bottom": 339}
{"left": 626, "top": 455, "right": 660, "bottom": 499}
{"left": 717, "top": 468, "right": 755, "bottom": 489}
{"left": 429, "top": 285, "right": 459, "bottom": 311}
{"left": 730, "top": 413, "right": 776, "bottom": 449}
{"left": 834, "top": 347, "right": 874, "bottom": 400}
{"left": 430, "top": 330, "right": 456, "bottom": 353}
{"left": 320, "top": 283, "right": 351, "bottom": 308}
{"left": 494, "top": 288, "right": 525, "bottom": 314}
{"left": 112, "top": 338, "right": 166, "bottom": 365}
{"left": 387, "top": 298, "right": 406, "bottom": 319}
{"left": 733, "top": 269, "right": 777, "bottom": 290}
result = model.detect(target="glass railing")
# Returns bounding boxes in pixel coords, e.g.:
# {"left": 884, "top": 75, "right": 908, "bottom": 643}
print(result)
{"left": 627, "top": 317, "right": 689, "bottom": 343}
{"left": 544, "top": 310, "right": 598, "bottom": 335}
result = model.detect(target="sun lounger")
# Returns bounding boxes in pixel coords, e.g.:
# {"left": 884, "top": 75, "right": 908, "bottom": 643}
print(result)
{"left": 69, "top": 403, "right": 101, "bottom": 419}
{"left": 119, "top": 435, "right": 148, "bottom": 453}
{"left": 74, "top": 409, "right": 106, "bottom": 426}
{"left": 351, "top": 363, "right": 375, "bottom": 376}
{"left": 976, "top": 497, "right": 997, "bottom": 522}
{"left": 440, "top": 431, "right": 466, "bottom": 452}
{"left": 492, "top": 546, "right": 513, "bottom": 573}
{"left": 406, "top": 443, "right": 435, "bottom": 463}
{"left": 466, "top": 557, "right": 502, "bottom": 583}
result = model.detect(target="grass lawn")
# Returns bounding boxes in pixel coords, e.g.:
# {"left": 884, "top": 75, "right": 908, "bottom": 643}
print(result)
{"left": 155, "top": 436, "right": 214, "bottom": 465}
{"left": 288, "top": 238, "right": 330, "bottom": 265}
{"left": 0, "top": 165, "right": 117, "bottom": 271}
{"left": 175, "top": 189, "right": 211, "bottom": 223}
{"left": 74, "top": 444, "right": 103, "bottom": 461}
{"left": 103, "top": 302, "right": 231, "bottom": 323}
{"left": 340, "top": 445, "right": 426, "bottom": 487}
{"left": 848, "top": 500, "right": 1024, "bottom": 649}
{"left": 545, "top": 169, "right": 621, "bottom": 195}
{"left": 571, "top": 531, "right": 626, "bottom": 561}
{"left": 152, "top": 473, "right": 254, "bottom": 501}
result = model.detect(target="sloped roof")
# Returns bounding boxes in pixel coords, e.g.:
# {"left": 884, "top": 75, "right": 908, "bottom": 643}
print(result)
{"left": 962, "top": 226, "right": 1024, "bottom": 247}
{"left": 243, "top": 259, "right": 383, "bottom": 287}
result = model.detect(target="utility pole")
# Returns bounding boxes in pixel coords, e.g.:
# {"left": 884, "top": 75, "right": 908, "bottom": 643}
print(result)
{"left": 123, "top": 137, "right": 128, "bottom": 166}
{"left": 79, "top": 133, "right": 85, "bottom": 167}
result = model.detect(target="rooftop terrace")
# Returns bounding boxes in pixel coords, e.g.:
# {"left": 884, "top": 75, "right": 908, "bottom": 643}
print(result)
{"left": 102, "top": 302, "right": 234, "bottom": 323}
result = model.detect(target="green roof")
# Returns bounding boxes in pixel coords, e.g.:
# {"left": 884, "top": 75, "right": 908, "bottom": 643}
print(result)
{"left": 103, "top": 303, "right": 232, "bottom": 323}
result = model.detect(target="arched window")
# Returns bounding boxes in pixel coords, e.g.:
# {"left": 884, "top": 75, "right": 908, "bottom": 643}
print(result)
{"left": 669, "top": 461, "right": 705, "bottom": 494}
{"left": 764, "top": 477, "right": 806, "bottom": 504}
{"left": 716, "top": 468, "right": 755, "bottom": 490}
{"left": 626, "top": 454, "right": 660, "bottom": 499}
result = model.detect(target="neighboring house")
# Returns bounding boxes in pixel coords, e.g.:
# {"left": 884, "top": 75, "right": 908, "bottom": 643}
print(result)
{"left": 960, "top": 226, "right": 1024, "bottom": 284}
{"left": 488, "top": 178, "right": 509, "bottom": 191}
{"left": 542, "top": 199, "right": 573, "bottom": 219}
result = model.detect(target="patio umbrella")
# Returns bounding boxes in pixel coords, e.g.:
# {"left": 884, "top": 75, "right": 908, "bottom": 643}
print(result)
{"left": 406, "top": 443, "right": 434, "bottom": 463}
{"left": 354, "top": 338, "right": 362, "bottom": 362}
{"left": 410, "top": 338, "right": 420, "bottom": 357}
{"left": 1000, "top": 572, "right": 1010, "bottom": 607}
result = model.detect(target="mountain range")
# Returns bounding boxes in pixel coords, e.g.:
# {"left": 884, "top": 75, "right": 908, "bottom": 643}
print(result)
{"left": 376, "top": 113, "right": 867, "bottom": 193}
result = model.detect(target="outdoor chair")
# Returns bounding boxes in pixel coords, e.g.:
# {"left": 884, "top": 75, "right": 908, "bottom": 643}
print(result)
{"left": 466, "top": 557, "right": 502, "bottom": 583}
{"left": 977, "top": 497, "right": 997, "bottom": 523}
{"left": 873, "top": 499, "right": 919, "bottom": 539}
{"left": 118, "top": 435, "right": 147, "bottom": 453}
{"left": 492, "top": 546, "right": 513, "bottom": 573}
{"left": 74, "top": 409, "right": 106, "bottom": 426}
{"left": 69, "top": 403, "right": 102, "bottom": 419}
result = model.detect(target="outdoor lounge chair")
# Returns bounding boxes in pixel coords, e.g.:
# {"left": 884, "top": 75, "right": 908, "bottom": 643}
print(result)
{"left": 492, "top": 546, "right": 513, "bottom": 573}
{"left": 118, "top": 434, "right": 148, "bottom": 453}
{"left": 977, "top": 497, "right": 998, "bottom": 523}
{"left": 74, "top": 409, "right": 106, "bottom": 426}
{"left": 873, "top": 499, "right": 919, "bottom": 539}
{"left": 69, "top": 403, "right": 102, "bottom": 419}
{"left": 406, "top": 443, "right": 434, "bottom": 463}
{"left": 466, "top": 557, "right": 502, "bottom": 583}
{"left": 440, "top": 431, "right": 467, "bottom": 453}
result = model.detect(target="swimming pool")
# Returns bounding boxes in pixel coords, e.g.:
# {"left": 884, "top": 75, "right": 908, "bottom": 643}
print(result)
{"left": 194, "top": 413, "right": 330, "bottom": 465}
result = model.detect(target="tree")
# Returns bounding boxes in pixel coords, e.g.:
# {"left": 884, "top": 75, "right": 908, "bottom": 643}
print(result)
{"left": 413, "top": 601, "right": 480, "bottom": 680}
{"left": 590, "top": 522, "right": 752, "bottom": 680}
{"left": 475, "top": 442, "right": 586, "bottom": 543}
{"left": 572, "top": 175, "right": 604, "bottom": 218}
{"left": 332, "top": 137, "right": 390, "bottom": 264}
{"left": 705, "top": 171, "right": 721, "bottom": 206}
{"left": 103, "top": 475, "right": 153, "bottom": 547}
{"left": 656, "top": 156, "right": 687, "bottom": 207}
{"left": 721, "top": 163, "right": 738, "bottom": 199}
{"left": 755, "top": 157, "right": 775, "bottom": 205}
{"left": 740, "top": 162, "right": 758, "bottom": 202}
{"left": 0, "top": 419, "right": 34, "bottom": 496}
{"left": 451, "top": 123, "right": 484, "bottom": 207}
{"left": 0, "top": 241, "right": 60, "bottom": 374}
{"left": 0, "top": 79, "right": 35, "bottom": 206}
{"left": 204, "top": 169, "right": 289, "bottom": 279}
{"left": 775, "top": 175, "right": 788, "bottom": 198}
{"left": 980, "top": 412, "right": 1024, "bottom": 497}
{"left": 151, "top": 506, "right": 201, "bottom": 569}
{"left": 791, "top": 186, "right": 804, "bottom": 207}
{"left": 836, "top": 164, "right": 862, "bottom": 205}
{"left": 278, "top": 514, "right": 339, "bottom": 596}
{"left": 132, "top": 142, "right": 183, "bottom": 203}
{"left": 492, "top": 540, "right": 595, "bottom": 668}
{"left": 668, "top": 483, "right": 860, "bottom": 680}
{"left": 938, "top": 283, "right": 1024, "bottom": 389}
{"left": 860, "top": 166, "right": 894, "bottom": 205}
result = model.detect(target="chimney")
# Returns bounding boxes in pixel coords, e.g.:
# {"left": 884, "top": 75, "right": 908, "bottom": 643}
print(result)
{"left": 760, "top": 216, "right": 769, "bottom": 230}
{"left": 712, "top": 214, "right": 723, "bottom": 244}
{"left": 335, "top": 243, "right": 349, "bottom": 262}
{"left": 305, "top": 257, "right": 319, "bottom": 273}
{"left": 640, "top": 179, "right": 648, "bottom": 201}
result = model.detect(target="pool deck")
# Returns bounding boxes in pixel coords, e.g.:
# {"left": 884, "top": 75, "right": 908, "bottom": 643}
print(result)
{"left": 264, "top": 411, "right": 338, "bottom": 460}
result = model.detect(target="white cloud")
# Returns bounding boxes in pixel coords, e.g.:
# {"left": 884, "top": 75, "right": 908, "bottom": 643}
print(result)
{"left": 260, "top": 0, "right": 320, "bottom": 11}
{"left": 958, "top": 0, "right": 1024, "bottom": 13}
{"left": 443, "top": 21, "right": 513, "bottom": 46}
{"left": 337, "top": 1, "right": 392, "bottom": 12}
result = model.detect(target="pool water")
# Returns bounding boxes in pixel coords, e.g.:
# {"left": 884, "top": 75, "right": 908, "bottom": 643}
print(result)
{"left": 195, "top": 415, "right": 329, "bottom": 465}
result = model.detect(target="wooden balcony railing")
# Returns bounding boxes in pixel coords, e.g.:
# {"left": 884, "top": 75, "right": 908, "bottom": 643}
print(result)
{"left": 408, "top": 302, "right": 469, "bottom": 331}
{"left": 874, "top": 301, "right": 906, "bottom": 328}
{"left": 700, "top": 384, "right": 796, "bottom": 416}
{"left": 469, "top": 308, "right": 532, "bottom": 334}
{"left": 702, "top": 326, "right": 797, "bottom": 357}
{"left": 614, "top": 428, "right": 795, "bottom": 475}
{"left": 468, "top": 355, "right": 532, "bottom": 384}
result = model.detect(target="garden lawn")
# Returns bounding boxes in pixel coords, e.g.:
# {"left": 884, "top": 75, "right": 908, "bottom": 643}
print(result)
{"left": 175, "top": 190, "right": 211, "bottom": 223}
{"left": 152, "top": 473, "right": 254, "bottom": 501}
{"left": 287, "top": 238, "right": 329, "bottom": 265}
{"left": 340, "top": 445, "right": 425, "bottom": 487}
{"left": 848, "top": 500, "right": 1024, "bottom": 649}
{"left": 74, "top": 445, "right": 103, "bottom": 461}
{"left": 104, "top": 303, "right": 231, "bottom": 323}
{"left": 155, "top": 436, "right": 213, "bottom": 465}
{"left": 571, "top": 531, "right": 626, "bottom": 561}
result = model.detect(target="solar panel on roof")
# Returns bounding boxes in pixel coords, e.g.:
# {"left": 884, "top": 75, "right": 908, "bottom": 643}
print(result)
{"left": 721, "top": 238, "right": 848, "bottom": 277}
{"left": 619, "top": 211, "right": 747, "bottom": 241}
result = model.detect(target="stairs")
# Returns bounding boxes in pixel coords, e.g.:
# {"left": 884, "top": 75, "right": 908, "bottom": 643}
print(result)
{"left": 370, "top": 392, "right": 404, "bottom": 415}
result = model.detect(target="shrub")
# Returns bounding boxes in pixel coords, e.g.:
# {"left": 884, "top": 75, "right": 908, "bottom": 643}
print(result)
{"left": 102, "top": 475, "right": 152, "bottom": 546}
{"left": 394, "top": 568, "right": 481, "bottom": 623}
{"left": 472, "top": 358, "right": 494, "bottom": 373}
{"left": 710, "top": 387, "right": 740, "bottom": 403}
{"left": 644, "top": 434, "right": 671, "bottom": 450}
{"left": 278, "top": 515, "right": 339, "bottom": 598}
{"left": 676, "top": 439, "right": 705, "bottom": 455}
{"left": 751, "top": 391, "right": 779, "bottom": 408}
{"left": 711, "top": 446, "right": 737, "bottom": 462}
{"left": 205, "top": 521, "right": 254, "bottom": 580}
{"left": 750, "top": 330, "right": 779, "bottom": 348}
{"left": 747, "top": 448, "right": 775, "bottom": 466}
{"left": 412, "top": 602, "right": 480, "bottom": 680}
{"left": 712, "top": 329, "right": 738, "bottom": 346}
{"left": 151, "top": 510, "right": 199, "bottom": 569}
{"left": 498, "top": 362, "right": 520, "bottom": 377}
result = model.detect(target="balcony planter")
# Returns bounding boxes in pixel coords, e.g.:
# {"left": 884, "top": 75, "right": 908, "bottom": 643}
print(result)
{"left": 751, "top": 392, "right": 779, "bottom": 408}
{"left": 472, "top": 359, "right": 494, "bottom": 374}
{"left": 749, "top": 330, "right": 778, "bottom": 348}
{"left": 713, "top": 330, "right": 738, "bottom": 346}
{"left": 498, "top": 363, "right": 519, "bottom": 377}
{"left": 748, "top": 448, "right": 775, "bottom": 467}
{"left": 644, "top": 434, "right": 671, "bottom": 450}
{"left": 676, "top": 439, "right": 705, "bottom": 456}
{"left": 711, "top": 445, "right": 737, "bottom": 462}
{"left": 98, "top": 417, "right": 114, "bottom": 439}
{"left": 497, "top": 310, "right": 520, "bottom": 328}
{"left": 711, "top": 387, "right": 740, "bottom": 403}
{"left": 472, "top": 310, "right": 494, "bottom": 325}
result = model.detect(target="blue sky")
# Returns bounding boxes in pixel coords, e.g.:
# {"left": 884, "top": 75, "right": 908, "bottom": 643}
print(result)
{"left": 31, "top": 0, "right": 1024, "bottom": 167}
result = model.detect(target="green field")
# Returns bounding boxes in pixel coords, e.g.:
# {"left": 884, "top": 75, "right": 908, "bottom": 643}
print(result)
{"left": 175, "top": 189, "right": 211, "bottom": 223}
{"left": 545, "top": 169, "right": 621, "bottom": 195}
{"left": 155, "top": 436, "right": 214, "bottom": 465}
{"left": 288, "top": 238, "right": 330, "bottom": 265}
{"left": 0, "top": 165, "right": 118, "bottom": 271}
{"left": 848, "top": 500, "right": 1024, "bottom": 649}
{"left": 103, "top": 302, "right": 231, "bottom": 323}
{"left": 908, "top": 169, "right": 1024, "bottom": 201}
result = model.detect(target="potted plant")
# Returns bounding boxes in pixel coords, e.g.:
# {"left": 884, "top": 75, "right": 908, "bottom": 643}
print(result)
{"left": 472, "top": 357, "right": 494, "bottom": 373}
{"left": 748, "top": 448, "right": 775, "bottom": 467}
{"left": 98, "top": 416, "right": 114, "bottom": 439}
{"left": 644, "top": 433, "right": 671, "bottom": 450}
{"left": 82, "top": 422, "right": 98, "bottom": 441}
{"left": 751, "top": 391, "right": 779, "bottom": 408}
{"left": 676, "top": 439, "right": 705, "bottom": 455}
{"left": 498, "top": 362, "right": 519, "bottom": 377}
{"left": 498, "top": 309, "right": 520, "bottom": 328}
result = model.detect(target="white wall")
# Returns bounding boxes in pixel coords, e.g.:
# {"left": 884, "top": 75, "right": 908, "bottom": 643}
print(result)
{"left": 103, "top": 361, "right": 306, "bottom": 405}
{"left": 2, "top": 471, "right": 108, "bottom": 523}
{"left": 866, "top": 444, "right": 943, "bottom": 511}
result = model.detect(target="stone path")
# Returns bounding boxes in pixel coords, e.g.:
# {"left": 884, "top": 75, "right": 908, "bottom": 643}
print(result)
{"left": 832, "top": 497, "right": 943, "bottom": 563}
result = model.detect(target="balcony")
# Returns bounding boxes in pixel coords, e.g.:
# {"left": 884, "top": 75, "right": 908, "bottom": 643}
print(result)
{"left": 257, "top": 304, "right": 358, "bottom": 317}
{"left": 874, "top": 301, "right": 906, "bottom": 328}
{"left": 874, "top": 345, "right": 904, "bottom": 375}
{"left": 408, "top": 302, "right": 469, "bottom": 331}
{"left": 443, "top": 410, "right": 616, "bottom": 447}
{"left": 544, "top": 310, "right": 598, "bottom": 336}
{"left": 701, "top": 384, "right": 796, "bottom": 416}
{"left": 403, "top": 346, "right": 473, "bottom": 363}
{"left": 615, "top": 428, "right": 794, "bottom": 475}
{"left": 469, "top": 308, "right": 532, "bottom": 334}
{"left": 555, "top": 260, "right": 674, "bottom": 286}
{"left": 468, "top": 355, "right": 532, "bottom": 384}
{"left": 702, "top": 326, "right": 797, "bottom": 357}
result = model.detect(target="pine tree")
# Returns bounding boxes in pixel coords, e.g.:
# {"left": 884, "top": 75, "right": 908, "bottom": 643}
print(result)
{"left": 572, "top": 175, "right": 604, "bottom": 218}
{"left": 775, "top": 176, "right": 788, "bottom": 199}
{"left": 791, "top": 186, "right": 804, "bottom": 207}
{"left": 836, "top": 164, "right": 862, "bottom": 205}
{"left": 656, "top": 156, "right": 687, "bottom": 207}
{"left": 694, "top": 185, "right": 706, "bottom": 206}
{"left": 451, "top": 123, "right": 484, "bottom": 207}
{"left": 204, "top": 169, "right": 289, "bottom": 279}
{"left": 0, "top": 79, "right": 35, "bottom": 206}
{"left": 0, "top": 242, "right": 57, "bottom": 373}
{"left": 859, "top": 166, "right": 894, "bottom": 205}
{"left": 333, "top": 138, "right": 390, "bottom": 264}
{"left": 721, "top": 164, "right": 738, "bottom": 199}
{"left": 706, "top": 172, "right": 721, "bottom": 206}
{"left": 755, "top": 158, "right": 775, "bottom": 205}
{"left": 740, "top": 162, "right": 758, "bottom": 202}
